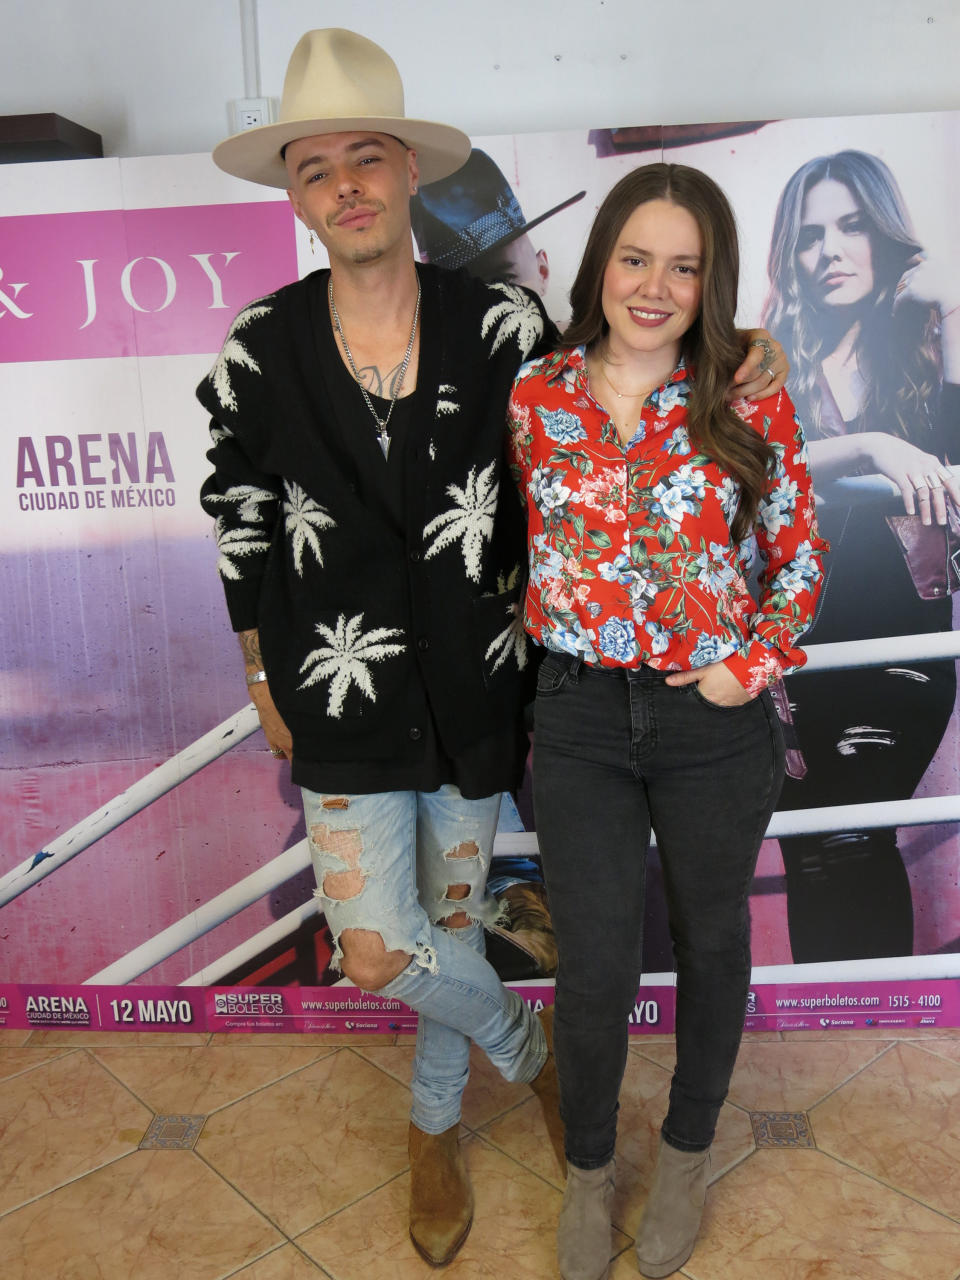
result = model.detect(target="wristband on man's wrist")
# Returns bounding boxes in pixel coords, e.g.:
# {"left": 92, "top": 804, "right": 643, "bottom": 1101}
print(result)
{"left": 245, "top": 669, "right": 268, "bottom": 686}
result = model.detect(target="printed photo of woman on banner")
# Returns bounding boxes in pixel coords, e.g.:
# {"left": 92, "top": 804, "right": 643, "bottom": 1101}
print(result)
{"left": 763, "top": 149, "right": 960, "bottom": 963}
{"left": 655, "top": 112, "right": 960, "bottom": 973}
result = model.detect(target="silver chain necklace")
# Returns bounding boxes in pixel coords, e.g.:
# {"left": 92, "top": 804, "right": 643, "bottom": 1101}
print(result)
{"left": 328, "top": 276, "right": 421, "bottom": 459}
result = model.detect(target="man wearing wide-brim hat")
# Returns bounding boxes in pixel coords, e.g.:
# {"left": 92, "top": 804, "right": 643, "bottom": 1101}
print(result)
{"left": 198, "top": 28, "right": 564, "bottom": 1266}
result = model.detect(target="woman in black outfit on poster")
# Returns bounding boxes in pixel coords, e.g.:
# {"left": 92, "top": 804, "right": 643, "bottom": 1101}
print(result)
{"left": 764, "top": 149, "right": 960, "bottom": 962}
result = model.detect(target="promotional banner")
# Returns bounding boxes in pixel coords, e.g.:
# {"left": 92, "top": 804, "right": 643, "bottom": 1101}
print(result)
{"left": 2, "top": 112, "right": 958, "bottom": 1032}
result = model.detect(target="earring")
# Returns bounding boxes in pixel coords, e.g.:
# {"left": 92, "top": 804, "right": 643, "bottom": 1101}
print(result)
{"left": 308, "top": 230, "right": 317, "bottom": 254}
{"left": 411, "top": 185, "right": 418, "bottom": 195}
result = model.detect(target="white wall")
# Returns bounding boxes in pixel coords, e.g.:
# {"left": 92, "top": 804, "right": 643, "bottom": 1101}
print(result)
{"left": 3, "top": 0, "right": 959, "bottom": 159}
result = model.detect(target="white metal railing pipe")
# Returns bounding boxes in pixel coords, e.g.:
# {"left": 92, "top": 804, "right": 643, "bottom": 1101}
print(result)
{"left": 181, "top": 899, "right": 321, "bottom": 986}
{"left": 178, "top": 831, "right": 542, "bottom": 985}
{"left": 798, "top": 631, "right": 960, "bottom": 673}
{"left": 6, "top": 628, "right": 959, "bottom": 912}
{"left": 86, "top": 795, "right": 960, "bottom": 985}
{"left": 481, "top": 797, "right": 960, "bottom": 844}
{"left": 0, "top": 705, "right": 261, "bottom": 908}
{"left": 84, "top": 837, "right": 313, "bottom": 985}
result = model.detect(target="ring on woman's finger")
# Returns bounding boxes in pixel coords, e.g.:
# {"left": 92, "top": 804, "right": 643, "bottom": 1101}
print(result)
{"left": 766, "top": 367, "right": 776, "bottom": 381}
{"left": 750, "top": 337, "right": 774, "bottom": 361}
{"left": 270, "top": 746, "right": 285, "bottom": 758}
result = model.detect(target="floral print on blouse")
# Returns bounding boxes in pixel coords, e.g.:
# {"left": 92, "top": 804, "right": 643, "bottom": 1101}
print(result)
{"left": 507, "top": 345, "right": 828, "bottom": 695}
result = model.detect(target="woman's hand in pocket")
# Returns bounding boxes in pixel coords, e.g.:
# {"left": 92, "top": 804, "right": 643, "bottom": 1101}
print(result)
{"left": 666, "top": 661, "right": 752, "bottom": 708}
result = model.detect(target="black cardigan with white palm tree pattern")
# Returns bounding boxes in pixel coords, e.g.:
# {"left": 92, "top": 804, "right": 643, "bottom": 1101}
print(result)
{"left": 199, "top": 264, "right": 554, "bottom": 772}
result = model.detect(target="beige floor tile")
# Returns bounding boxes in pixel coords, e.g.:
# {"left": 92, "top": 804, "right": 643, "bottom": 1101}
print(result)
{"left": 479, "top": 1094, "right": 566, "bottom": 1189}
{"left": 298, "top": 1134, "right": 628, "bottom": 1278}
{"left": 727, "top": 1038, "right": 886, "bottom": 1111}
{"left": 461, "top": 1043, "right": 536, "bottom": 1130}
{"left": 680, "top": 1147, "right": 960, "bottom": 1279}
{"left": 919, "top": 1039, "right": 960, "bottom": 1067}
{"left": 230, "top": 1244, "right": 326, "bottom": 1278}
{"left": 355, "top": 1041, "right": 534, "bottom": 1131}
{"left": 94, "top": 1043, "right": 332, "bottom": 1114}
{"left": 0, "top": 1045, "right": 71, "bottom": 1082}
{"left": 630, "top": 1033, "right": 781, "bottom": 1080}
{"left": 812, "top": 1042, "right": 960, "bottom": 1219}
{"left": 608, "top": 1248, "right": 653, "bottom": 1278}
{"left": 0, "top": 1030, "right": 31, "bottom": 1046}
{"left": 480, "top": 1047, "right": 754, "bottom": 1219}
{"left": 351, "top": 1043, "right": 415, "bottom": 1089}
{"left": 209, "top": 1032, "right": 397, "bottom": 1046}
{"left": 639, "top": 1036, "right": 888, "bottom": 1111}
{"left": 197, "top": 1047, "right": 412, "bottom": 1235}
{"left": 611, "top": 1056, "right": 755, "bottom": 1235}
{"left": 0, "top": 1050, "right": 153, "bottom": 1214}
{"left": 25, "top": 1028, "right": 208, "bottom": 1046}
{"left": 0, "top": 1149, "right": 282, "bottom": 1280}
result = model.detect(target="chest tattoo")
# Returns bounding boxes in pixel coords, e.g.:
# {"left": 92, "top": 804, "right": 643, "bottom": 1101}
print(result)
{"left": 354, "top": 361, "right": 408, "bottom": 399}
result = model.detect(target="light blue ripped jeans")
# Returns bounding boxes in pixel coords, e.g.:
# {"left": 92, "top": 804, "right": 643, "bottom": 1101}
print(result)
{"left": 302, "top": 783, "right": 546, "bottom": 1133}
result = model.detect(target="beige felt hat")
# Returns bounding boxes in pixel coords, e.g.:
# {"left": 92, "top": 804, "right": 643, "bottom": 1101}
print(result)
{"left": 213, "top": 28, "right": 471, "bottom": 189}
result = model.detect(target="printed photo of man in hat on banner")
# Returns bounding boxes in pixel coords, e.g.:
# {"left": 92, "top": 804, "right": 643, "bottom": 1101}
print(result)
{"left": 411, "top": 147, "right": 585, "bottom": 298}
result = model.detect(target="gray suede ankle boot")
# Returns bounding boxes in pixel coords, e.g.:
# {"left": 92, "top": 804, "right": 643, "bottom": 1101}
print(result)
{"left": 556, "top": 1158, "right": 615, "bottom": 1280}
{"left": 635, "top": 1137, "right": 710, "bottom": 1278}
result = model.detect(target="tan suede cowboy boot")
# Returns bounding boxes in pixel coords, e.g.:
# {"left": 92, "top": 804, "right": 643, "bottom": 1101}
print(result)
{"left": 408, "top": 1121, "right": 474, "bottom": 1266}
{"left": 489, "top": 881, "right": 559, "bottom": 975}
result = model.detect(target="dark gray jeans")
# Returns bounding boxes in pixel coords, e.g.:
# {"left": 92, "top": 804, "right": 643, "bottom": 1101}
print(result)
{"left": 532, "top": 652, "right": 785, "bottom": 1168}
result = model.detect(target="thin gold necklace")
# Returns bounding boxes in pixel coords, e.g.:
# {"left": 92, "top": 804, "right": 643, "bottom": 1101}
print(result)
{"left": 599, "top": 358, "right": 647, "bottom": 400}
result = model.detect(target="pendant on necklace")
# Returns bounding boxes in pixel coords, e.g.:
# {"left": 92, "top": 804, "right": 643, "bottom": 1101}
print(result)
{"left": 378, "top": 430, "right": 391, "bottom": 459}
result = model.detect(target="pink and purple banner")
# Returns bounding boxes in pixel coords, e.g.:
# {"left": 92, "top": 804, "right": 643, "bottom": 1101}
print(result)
{"left": 2, "top": 114, "right": 959, "bottom": 1034}
{"left": 0, "top": 201, "right": 297, "bottom": 362}
{"left": 2, "top": 979, "right": 958, "bottom": 1035}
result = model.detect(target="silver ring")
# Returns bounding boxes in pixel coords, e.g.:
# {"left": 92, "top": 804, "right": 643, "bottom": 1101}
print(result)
{"left": 750, "top": 337, "right": 774, "bottom": 360}
{"left": 270, "top": 747, "right": 285, "bottom": 758}
{"left": 766, "top": 367, "right": 776, "bottom": 381}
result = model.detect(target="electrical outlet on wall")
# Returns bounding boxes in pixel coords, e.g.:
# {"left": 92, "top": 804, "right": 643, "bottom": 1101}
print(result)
{"left": 230, "top": 97, "right": 274, "bottom": 132}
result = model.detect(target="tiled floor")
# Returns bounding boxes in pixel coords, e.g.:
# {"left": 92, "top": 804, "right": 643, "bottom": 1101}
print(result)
{"left": 2, "top": 1023, "right": 960, "bottom": 1278}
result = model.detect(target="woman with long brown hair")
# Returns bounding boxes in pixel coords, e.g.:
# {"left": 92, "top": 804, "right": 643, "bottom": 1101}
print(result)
{"left": 765, "top": 150, "right": 960, "bottom": 963}
{"left": 508, "top": 164, "right": 826, "bottom": 1279}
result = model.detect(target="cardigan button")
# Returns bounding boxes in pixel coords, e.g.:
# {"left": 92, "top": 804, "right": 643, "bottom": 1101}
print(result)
{"left": 409, "top": 727, "right": 422, "bottom": 741}
{"left": 409, "top": 549, "right": 421, "bottom": 562}
{"left": 417, "top": 637, "right": 430, "bottom": 652}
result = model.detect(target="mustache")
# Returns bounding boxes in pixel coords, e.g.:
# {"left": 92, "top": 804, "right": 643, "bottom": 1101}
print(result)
{"left": 328, "top": 199, "right": 386, "bottom": 227}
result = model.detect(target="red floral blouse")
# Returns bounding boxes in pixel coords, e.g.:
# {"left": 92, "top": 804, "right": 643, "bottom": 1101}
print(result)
{"left": 507, "top": 345, "right": 828, "bottom": 695}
